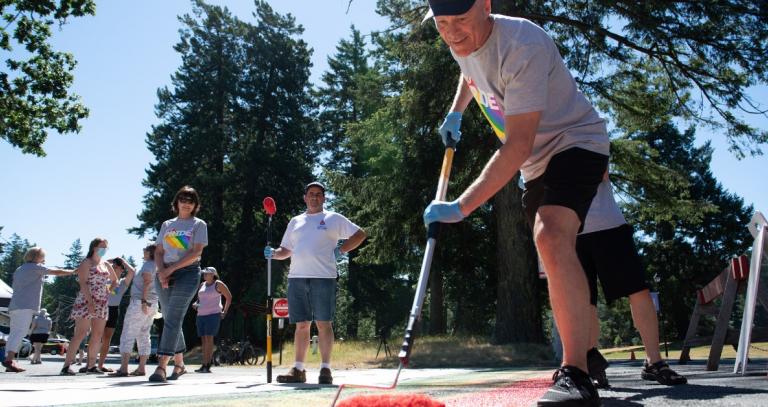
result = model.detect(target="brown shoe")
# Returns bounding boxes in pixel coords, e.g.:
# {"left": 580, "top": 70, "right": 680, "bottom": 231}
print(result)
{"left": 2, "top": 360, "right": 25, "bottom": 373}
{"left": 318, "top": 367, "right": 333, "bottom": 385}
{"left": 276, "top": 367, "right": 306, "bottom": 383}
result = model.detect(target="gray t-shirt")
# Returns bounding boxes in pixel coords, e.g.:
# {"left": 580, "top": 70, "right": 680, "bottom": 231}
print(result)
{"left": 131, "top": 261, "right": 158, "bottom": 302}
{"left": 8, "top": 263, "right": 51, "bottom": 312}
{"left": 580, "top": 179, "right": 627, "bottom": 235}
{"left": 452, "top": 14, "right": 609, "bottom": 181}
{"left": 31, "top": 315, "right": 52, "bottom": 334}
{"left": 107, "top": 278, "right": 130, "bottom": 307}
{"left": 158, "top": 217, "right": 208, "bottom": 264}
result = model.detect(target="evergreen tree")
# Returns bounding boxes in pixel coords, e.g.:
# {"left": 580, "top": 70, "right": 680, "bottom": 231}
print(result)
{"left": 132, "top": 0, "right": 317, "bottom": 342}
{"left": 0, "top": 234, "right": 34, "bottom": 284}
{"left": 624, "top": 123, "right": 754, "bottom": 339}
{"left": 492, "top": 0, "right": 768, "bottom": 157}
{"left": 315, "top": 26, "right": 379, "bottom": 338}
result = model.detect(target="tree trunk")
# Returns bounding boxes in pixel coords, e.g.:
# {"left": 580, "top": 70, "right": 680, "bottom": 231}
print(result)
{"left": 494, "top": 177, "right": 544, "bottom": 343}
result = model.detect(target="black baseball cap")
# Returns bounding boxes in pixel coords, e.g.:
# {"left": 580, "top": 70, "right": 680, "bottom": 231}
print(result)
{"left": 304, "top": 181, "right": 326, "bottom": 194}
{"left": 423, "top": 0, "right": 477, "bottom": 21}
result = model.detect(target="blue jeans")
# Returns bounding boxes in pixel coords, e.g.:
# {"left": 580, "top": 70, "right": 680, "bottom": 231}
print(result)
{"left": 156, "top": 264, "right": 200, "bottom": 356}
{"left": 287, "top": 278, "right": 337, "bottom": 323}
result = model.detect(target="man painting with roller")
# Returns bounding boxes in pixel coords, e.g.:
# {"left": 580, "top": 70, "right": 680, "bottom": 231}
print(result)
{"left": 422, "top": 0, "right": 609, "bottom": 405}
{"left": 264, "top": 181, "right": 367, "bottom": 385}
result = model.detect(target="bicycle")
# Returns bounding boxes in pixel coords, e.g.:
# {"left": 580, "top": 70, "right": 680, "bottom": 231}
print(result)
{"left": 213, "top": 338, "right": 266, "bottom": 366}
{"left": 236, "top": 338, "right": 266, "bottom": 365}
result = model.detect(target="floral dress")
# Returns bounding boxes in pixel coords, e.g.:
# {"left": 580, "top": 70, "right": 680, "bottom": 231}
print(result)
{"left": 70, "top": 262, "right": 111, "bottom": 320}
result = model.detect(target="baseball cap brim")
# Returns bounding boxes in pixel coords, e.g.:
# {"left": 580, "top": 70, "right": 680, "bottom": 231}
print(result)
{"left": 304, "top": 181, "right": 326, "bottom": 193}
{"left": 423, "top": 0, "right": 476, "bottom": 22}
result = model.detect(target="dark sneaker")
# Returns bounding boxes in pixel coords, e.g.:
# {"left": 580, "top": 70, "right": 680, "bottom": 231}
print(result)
{"left": 587, "top": 348, "right": 610, "bottom": 389}
{"left": 641, "top": 360, "right": 687, "bottom": 385}
{"left": 276, "top": 367, "right": 306, "bottom": 383}
{"left": 538, "top": 366, "right": 600, "bottom": 406}
{"left": 318, "top": 367, "right": 333, "bottom": 385}
{"left": 60, "top": 366, "right": 76, "bottom": 376}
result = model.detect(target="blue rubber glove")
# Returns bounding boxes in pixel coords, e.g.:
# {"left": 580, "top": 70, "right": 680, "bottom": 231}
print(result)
{"left": 438, "top": 112, "right": 462, "bottom": 146}
{"left": 263, "top": 246, "right": 274, "bottom": 259}
{"left": 423, "top": 199, "right": 465, "bottom": 226}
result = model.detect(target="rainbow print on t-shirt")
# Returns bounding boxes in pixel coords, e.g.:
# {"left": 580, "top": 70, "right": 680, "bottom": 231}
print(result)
{"left": 465, "top": 77, "right": 506, "bottom": 142}
{"left": 164, "top": 228, "right": 191, "bottom": 250}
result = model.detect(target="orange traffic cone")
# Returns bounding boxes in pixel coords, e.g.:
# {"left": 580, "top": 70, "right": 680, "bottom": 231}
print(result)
{"left": 630, "top": 350, "right": 636, "bottom": 360}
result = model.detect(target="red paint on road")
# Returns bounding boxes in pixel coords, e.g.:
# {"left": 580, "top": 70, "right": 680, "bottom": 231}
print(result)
{"left": 338, "top": 393, "right": 446, "bottom": 407}
{"left": 445, "top": 376, "right": 551, "bottom": 407}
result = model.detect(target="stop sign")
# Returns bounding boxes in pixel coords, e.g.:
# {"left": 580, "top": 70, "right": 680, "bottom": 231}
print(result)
{"left": 273, "top": 297, "right": 289, "bottom": 318}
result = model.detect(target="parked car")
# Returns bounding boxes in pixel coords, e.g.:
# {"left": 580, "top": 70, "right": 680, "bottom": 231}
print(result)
{"left": 17, "top": 338, "right": 32, "bottom": 358}
{"left": 42, "top": 340, "right": 68, "bottom": 355}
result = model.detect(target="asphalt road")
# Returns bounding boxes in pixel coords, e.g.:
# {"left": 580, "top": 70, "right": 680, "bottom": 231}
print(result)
{"left": 0, "top": 354, "right": 766, "bottom": 406}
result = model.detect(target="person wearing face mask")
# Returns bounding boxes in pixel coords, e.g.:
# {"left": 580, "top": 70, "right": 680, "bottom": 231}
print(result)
{"left": 60, "top": 238, "right": 118, "bottom": 375}
{"left": 149, "top": 186, "right": 208, "bottom": 383}
{"left": 2, "top": 247, "right": 75, "bottom": 373}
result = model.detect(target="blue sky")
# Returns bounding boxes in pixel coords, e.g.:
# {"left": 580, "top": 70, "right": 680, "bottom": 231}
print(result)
{"left": 0, "top": 0, "right": 766, "bottom": 267}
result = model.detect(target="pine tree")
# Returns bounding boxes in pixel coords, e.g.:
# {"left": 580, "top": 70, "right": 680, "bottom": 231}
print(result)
{"left": 132, "top": 0, "right": 317, "bottom": 342}
{"left": 0, "top": 234, "right": 34, "bottom": 284}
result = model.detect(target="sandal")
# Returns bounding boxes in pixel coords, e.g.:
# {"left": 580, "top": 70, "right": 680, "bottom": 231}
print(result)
{"left": 100, "top": 367, "right": 115, "bottom": 373}
{"left": 168, "top": 365, "right": 187, "bottom": 380}
{"left": 148, "top": 367, "right": 167, "bottom": 382}
{"left": 129, "top": 370, "right": 146, "bottom": 376}
{"left": 2, "top": 360, "right": 25, "bottom": 373}
{"left": 86, "top": 366, "right": 104, "bottom": 374}
{"left": 641, "top": 360, "right": 687, "bottom": 385}
{"left": 60, "top": 365, "right": 76, "bottom": 376}
{"left": 108, "top": 369, "right": 129, "bottom": 377}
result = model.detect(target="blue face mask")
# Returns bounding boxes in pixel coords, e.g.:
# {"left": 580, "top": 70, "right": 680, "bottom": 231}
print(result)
{"left": 97, "top": 247, "right": 107, "bottom": 257}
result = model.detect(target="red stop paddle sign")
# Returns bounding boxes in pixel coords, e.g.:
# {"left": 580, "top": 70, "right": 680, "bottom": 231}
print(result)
{"left": 273, "top": 298, "right": 289, "bottom": 318}
{"left": 263, "top": 197, "right": 276, "bottom": 216}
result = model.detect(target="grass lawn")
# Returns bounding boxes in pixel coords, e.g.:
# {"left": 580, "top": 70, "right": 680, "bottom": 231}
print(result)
{"left": 182, "top": 337, "right": 768, "bottom": 369}
{"left": 600, "top": 341, "right": 768, "bottom": 361}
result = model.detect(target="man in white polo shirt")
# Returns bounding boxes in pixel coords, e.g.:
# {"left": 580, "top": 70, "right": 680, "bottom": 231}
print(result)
{"left": 264, "top": 181, "right": 367, "bottom": 385}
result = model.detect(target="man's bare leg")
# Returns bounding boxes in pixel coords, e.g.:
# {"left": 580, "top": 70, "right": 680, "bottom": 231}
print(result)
{"left": 535, "top": 206, "right": 591, "bottom": 373}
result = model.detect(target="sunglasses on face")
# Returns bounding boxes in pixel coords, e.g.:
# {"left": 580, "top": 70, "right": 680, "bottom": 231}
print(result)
{"left": 178, "top": 197, "right": 196, "bottom": 204}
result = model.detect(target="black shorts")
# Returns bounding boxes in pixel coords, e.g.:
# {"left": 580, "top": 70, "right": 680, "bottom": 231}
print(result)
{"left": 105, "top": 306, "right": 120, "bottom": 328}
{"left": 522, "top": 148, "right": 608, "bottom": 233}
{"left": 577, "top": 224, "right": 649, "bottom": 305}
{"left": 30, "top": 333, "right": 49, "bottom": 344}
